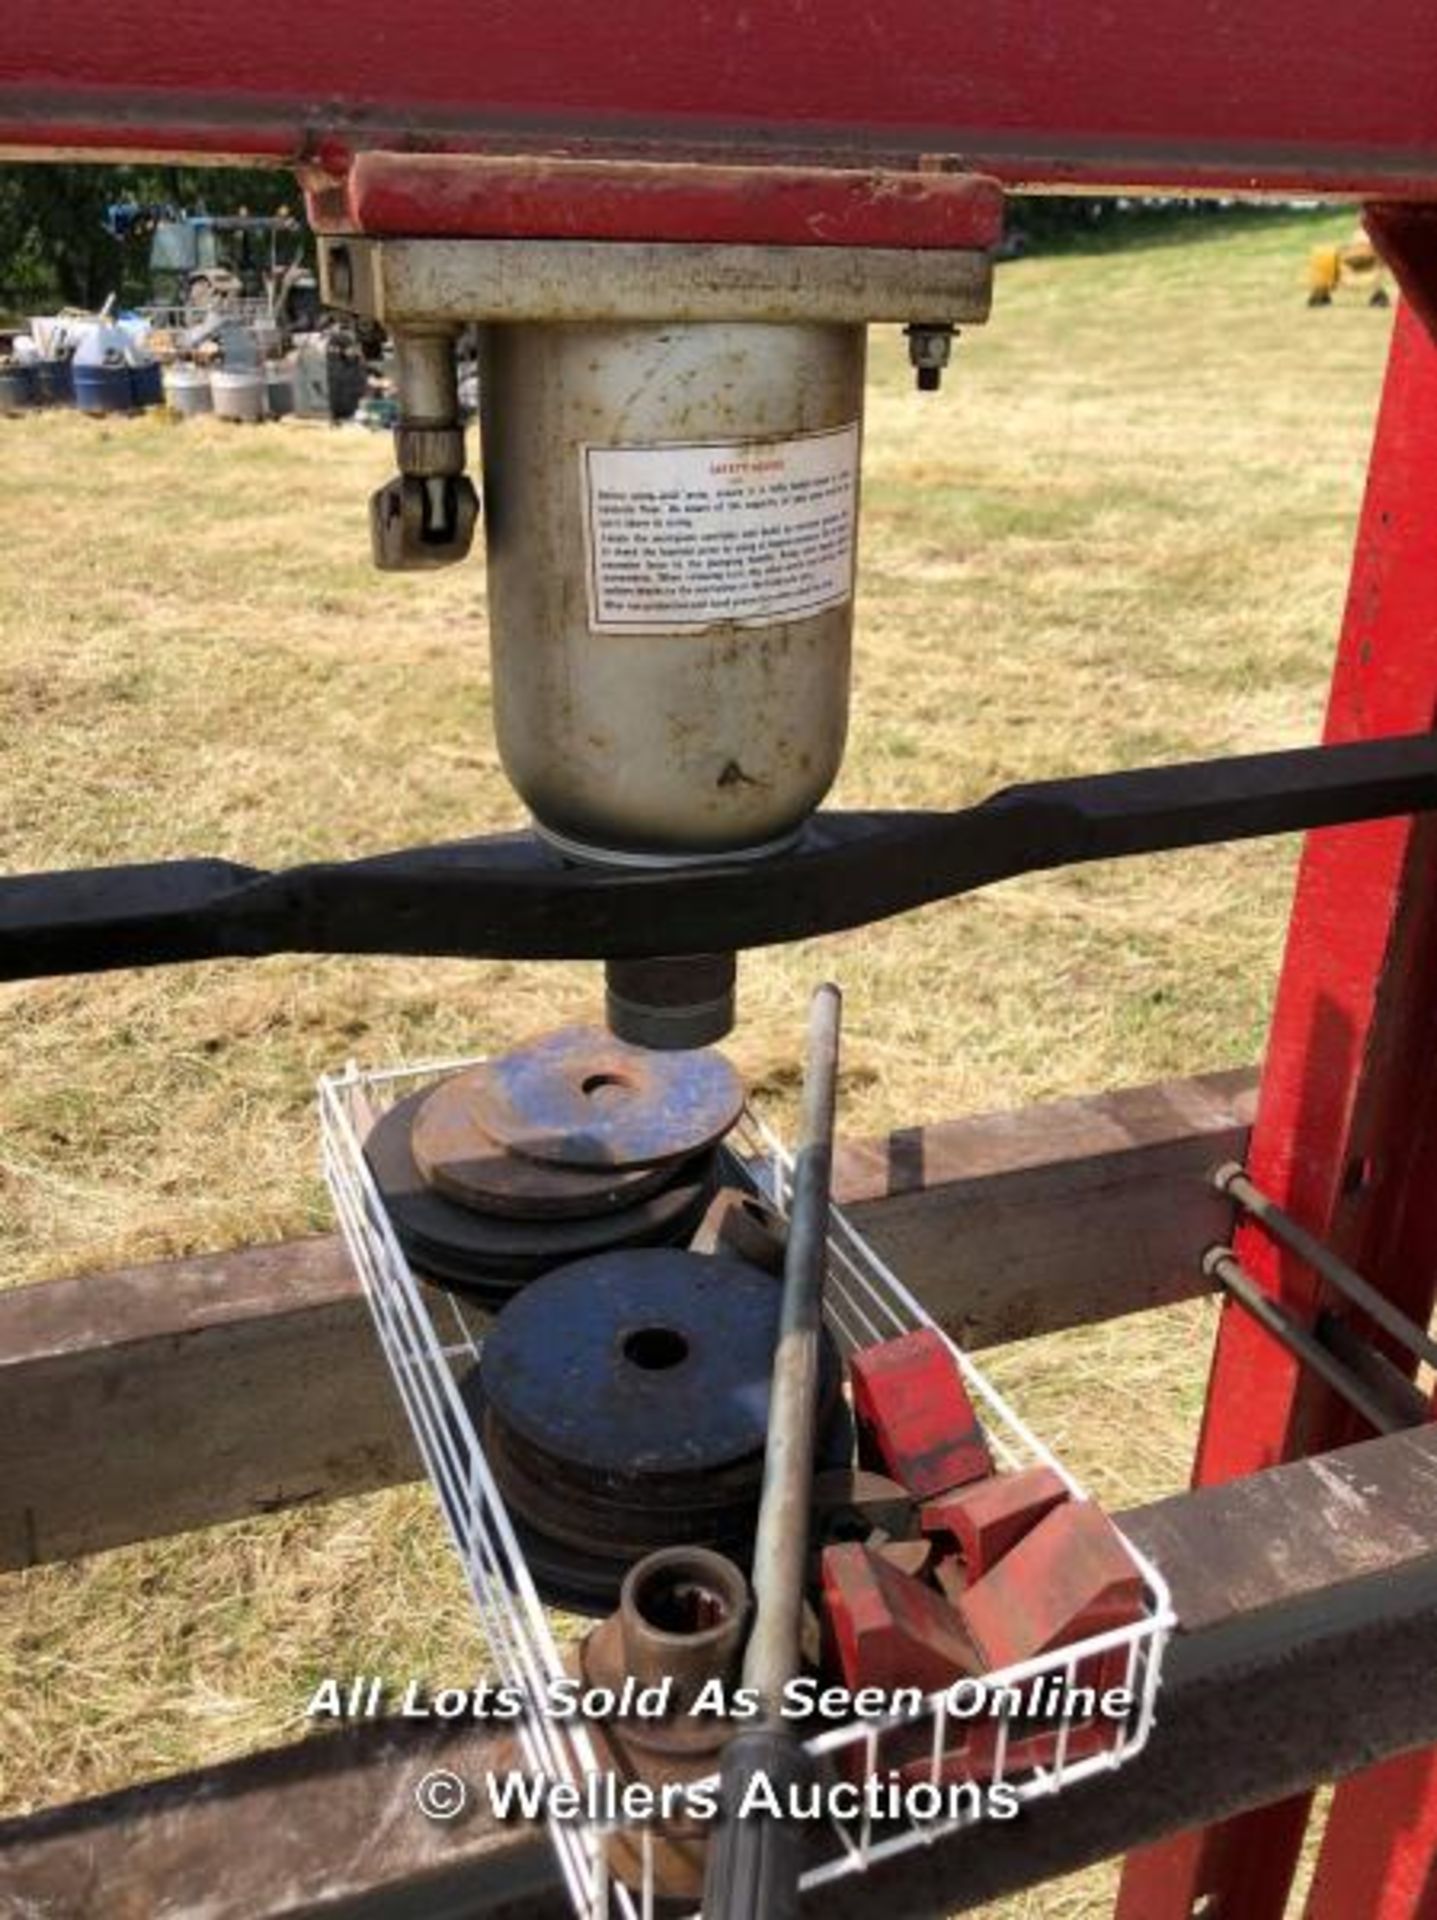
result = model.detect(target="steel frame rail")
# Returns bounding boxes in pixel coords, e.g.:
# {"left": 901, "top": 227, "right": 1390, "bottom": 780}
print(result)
{"left": 4, "top": 1420, "right": 1437, "bottom": 1917}
{"left": 6, "top": 1, "right": 1437, "bottom": 201}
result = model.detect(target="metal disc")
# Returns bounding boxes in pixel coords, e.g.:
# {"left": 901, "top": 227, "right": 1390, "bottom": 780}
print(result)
{"left": 397, "top": 1170, "right": 717, "bottom": 1305}
{"left": 410, "top": 1067, "right": 670, "bottom": 1218}
{"left": 457, "top": 1363, "right": 855, "bottom": 1616}
{"left": 479, "top": 1248, "right": 827, "bottom": 1480}
{"left": 470, "top": 1025, "right": 745, "bottom": 1170}
{"left": 482, "top": 1411, "right": 762, "bottom": 1554}
{"left": 366, "top": 1090, "right": 718, "bottom": 1287}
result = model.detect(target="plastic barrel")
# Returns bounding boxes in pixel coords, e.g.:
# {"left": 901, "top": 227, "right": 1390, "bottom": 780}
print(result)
{"left": 34, "top": 359, "right": 73, "bottom": 406}
{"left": 72, "top": 362, "right": 138, "bottom": 415}
{"left": 0, "top": 364, "right": 37, "bottom": 414}
{"left": 130, "top": 360, "right": 163, "bottom": 409}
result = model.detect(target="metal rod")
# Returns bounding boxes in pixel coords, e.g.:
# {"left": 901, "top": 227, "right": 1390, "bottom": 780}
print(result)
{"left": 705, "top": 984, "right": 842, "bottom": 1919}
{"left": 1204, "top": 1247, "right": 1407, "bottom": 1436}
{"left": 743, "top": 980, "right": 843, "bottom": 1708}
{"left": 1214, "top": 1161, "right": 1437, "bottom": 1374}
{"left": 1318, "top": 1312, "right": 1431, "bottom": 1429}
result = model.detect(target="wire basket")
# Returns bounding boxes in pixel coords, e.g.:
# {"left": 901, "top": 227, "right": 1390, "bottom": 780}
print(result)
{"left": 319, "top": 1056, "right": 1173, "bottom": 1918}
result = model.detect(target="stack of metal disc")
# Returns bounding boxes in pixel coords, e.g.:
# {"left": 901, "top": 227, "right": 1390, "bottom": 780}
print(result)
{"left": 364, "top": 1026, "right": 744, "bottom": 1305}
{"left": 463, "top": 1247, "right": 846, "bottom": 1608}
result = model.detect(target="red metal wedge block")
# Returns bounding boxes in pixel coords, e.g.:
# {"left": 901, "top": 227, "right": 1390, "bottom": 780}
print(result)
{"left": 922, "top": 1466, "right": 1070, "bottom": 1581}
{"left": 849, "top": 1329, "right": 993, "bottom": 1499}
{"left": 959, "top": 1501, "right": 1143, "bottom": 1669}
{"left": 821, "top": 1542, "right": 984, "bottom": 1697}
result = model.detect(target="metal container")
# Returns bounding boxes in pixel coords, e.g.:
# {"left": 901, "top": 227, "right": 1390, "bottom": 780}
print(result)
{"left": 0, "top": 363, "right": 37, "bottom": 413}
{"left": 265, "top": 358, "right": 296, "bottom": 419}
{"left": 210, "top": 366, "right": 267, "bottom": 423}
{"left": 294, "top": 339, "right": 368, "bottom": 420}
{"left": 163, "top": 362, "right": 212, "bottom": 417}
{"left": 479, "top": 320, "right": 866, "bottom": 863}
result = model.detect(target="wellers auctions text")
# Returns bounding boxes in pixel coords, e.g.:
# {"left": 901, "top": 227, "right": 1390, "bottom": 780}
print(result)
{"left": 308, "top": 1672, "right": 1136, "bottom": 1727}
{"left": 482, "top": 1767, "right": 1022, "bottom": 1826}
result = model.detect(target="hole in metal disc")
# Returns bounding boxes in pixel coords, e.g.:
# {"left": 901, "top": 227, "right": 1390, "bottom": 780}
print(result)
{"left": 581, "top": 1071, "right": 632, "bottom": 1101}
{"left": 623, "top": 1326, "right": 690, "bottom": 1371}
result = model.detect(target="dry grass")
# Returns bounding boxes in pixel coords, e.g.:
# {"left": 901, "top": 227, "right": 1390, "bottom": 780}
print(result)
{"left": 0, "top": 208, "right": 1391, "bottom": 1910}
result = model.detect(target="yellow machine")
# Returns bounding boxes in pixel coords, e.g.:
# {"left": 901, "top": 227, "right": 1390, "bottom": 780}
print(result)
{"left": 1308, "top": 227, "right": 1392, "bottom": 306}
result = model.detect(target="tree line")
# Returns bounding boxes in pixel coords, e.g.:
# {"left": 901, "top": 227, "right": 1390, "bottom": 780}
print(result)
{"left": 0, "top": 164, "right": 296, "bottom": 314}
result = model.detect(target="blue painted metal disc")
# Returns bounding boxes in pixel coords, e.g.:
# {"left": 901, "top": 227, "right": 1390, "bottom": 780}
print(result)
{"left": 480, "top": 1248, "right": 792, "bottom": 1478}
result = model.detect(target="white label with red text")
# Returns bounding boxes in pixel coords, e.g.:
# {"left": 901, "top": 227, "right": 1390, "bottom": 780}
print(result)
{"left": 581, "top": 423, "right": 859, "bottom": 633}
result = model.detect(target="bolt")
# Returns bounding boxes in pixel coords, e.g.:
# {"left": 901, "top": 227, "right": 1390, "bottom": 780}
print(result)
{"left": 904, "top": 322, "right": 957, "bottom": 392}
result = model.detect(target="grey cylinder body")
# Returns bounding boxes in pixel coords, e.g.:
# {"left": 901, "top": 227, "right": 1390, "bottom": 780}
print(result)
{"left": 163, "top": 363, "right": 212, "bottom": 417}
{"left": 480, "top": 321, "right": 866, "bottom": 862}
{"left": 210, "top": 367, "right": 267, "bottom": 423}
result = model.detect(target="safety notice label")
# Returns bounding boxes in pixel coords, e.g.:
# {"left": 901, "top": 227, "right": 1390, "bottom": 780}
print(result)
{"left": 581, "top": 423, "right": 860, "bottom": 633}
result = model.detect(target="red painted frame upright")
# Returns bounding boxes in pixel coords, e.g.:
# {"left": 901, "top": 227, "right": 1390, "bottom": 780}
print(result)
{"left": 3, "top": 10, "right": 1437, "bottom": 1913}
{"left": 1117, "top": 217, "right": 1437, "bottom": 1920}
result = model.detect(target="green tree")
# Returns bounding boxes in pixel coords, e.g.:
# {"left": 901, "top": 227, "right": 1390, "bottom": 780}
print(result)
{"left": 0, "top": 163, "right": 299, "bottom": 311}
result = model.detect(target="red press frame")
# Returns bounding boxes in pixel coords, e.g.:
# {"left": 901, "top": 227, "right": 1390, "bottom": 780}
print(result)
{"left": 3, "top": 9, "right": 1437, "bottom": 1913}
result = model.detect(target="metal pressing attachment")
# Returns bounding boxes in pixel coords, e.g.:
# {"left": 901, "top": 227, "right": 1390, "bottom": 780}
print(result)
{"left": 822, "top": 1540, "right": 984, "bottom": 1696}
{"left": 921, "top": 1464, "right": 1069, "bottom": 1581}
{"left": 579, "top": 1546, "right": 751, "bottom": 1899}
{"left": 370, "top": 326, "right": 479, "bottom": 570}
{"left": 604, "top": 953, "right": 737, "bottom": 1051}
{"left": 808, "top": 1468, "right": 919, "bottom": 1588}
{"left": 469, "top": 1024, "right": 745, "bottom": 1170}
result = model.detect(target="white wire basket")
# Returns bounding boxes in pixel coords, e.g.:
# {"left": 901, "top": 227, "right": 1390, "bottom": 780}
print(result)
{"left": 319, "top": 1056, "right": 1174, "bottom": 1918}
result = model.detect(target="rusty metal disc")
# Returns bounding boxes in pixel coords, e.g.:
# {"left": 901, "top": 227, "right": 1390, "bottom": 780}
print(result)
{"left": 470, "top": 1025, "right": 745, "bottom": 1171}
{"left": 365, "top": 1090, "right": 718, "bottom": 1293}
{"left": 411, "top": 1067, "right": 671, "bottom": 1218}
{"left": 482, "top": 1411, "right": 763, "bottom": 1556}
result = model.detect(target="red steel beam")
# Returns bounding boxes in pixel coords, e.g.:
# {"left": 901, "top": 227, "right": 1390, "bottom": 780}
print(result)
{"left": 1118, "top": 250, "right": 1437, "bottom": 1920}
{"left": 305, "top": 154, "right": 1005, "bottom": 247}
{"left": 5, "top": 1, "right": 1437, "bottom": 199}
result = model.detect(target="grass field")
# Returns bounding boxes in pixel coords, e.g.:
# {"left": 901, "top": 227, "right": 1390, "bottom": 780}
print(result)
{"left": 0, "top": 207, "right": 1393, "bottom": 1911}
